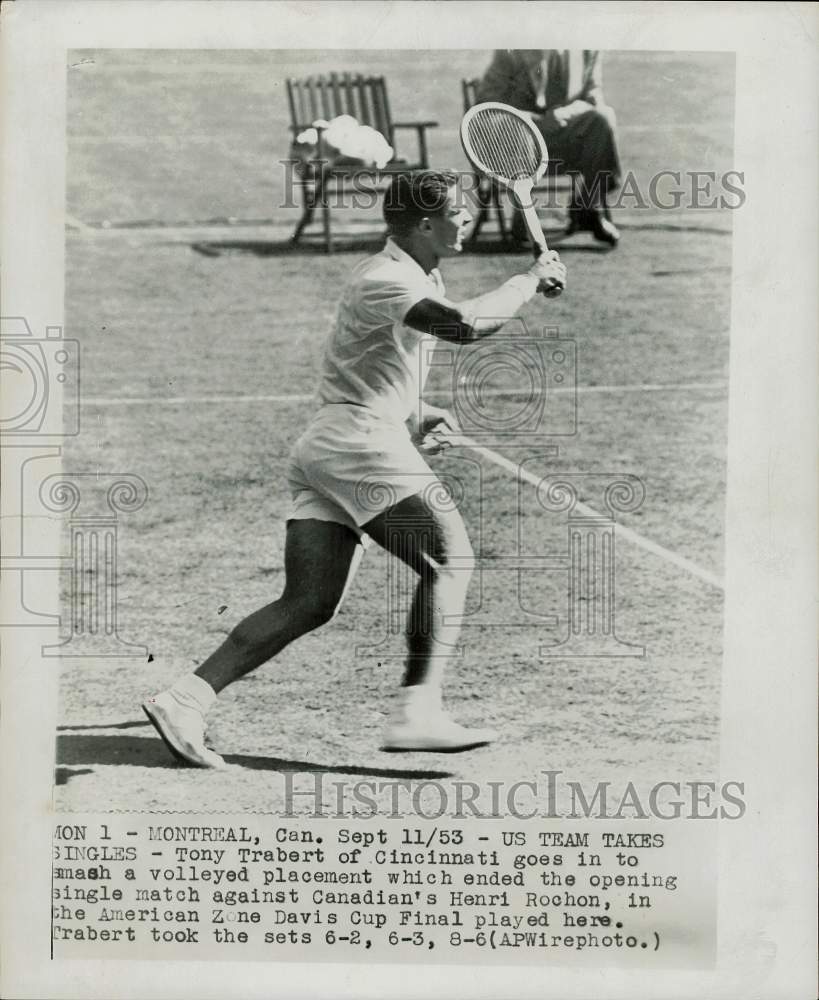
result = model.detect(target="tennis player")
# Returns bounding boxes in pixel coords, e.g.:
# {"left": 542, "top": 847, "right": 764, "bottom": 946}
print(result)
{"left": 144, "top": 170, "right": 566, "bottom": 766}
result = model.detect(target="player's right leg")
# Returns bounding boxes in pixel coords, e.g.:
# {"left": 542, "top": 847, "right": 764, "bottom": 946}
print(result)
{"left": 143, "top": 518, "right": 362, "bottom": 768}
{"left": 363, "top": 491, "right": 497, "bottom": 752}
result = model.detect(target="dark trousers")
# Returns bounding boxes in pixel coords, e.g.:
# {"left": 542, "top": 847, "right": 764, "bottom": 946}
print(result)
{"left": 512, "top": 108, "right": 621, "bottom": 237}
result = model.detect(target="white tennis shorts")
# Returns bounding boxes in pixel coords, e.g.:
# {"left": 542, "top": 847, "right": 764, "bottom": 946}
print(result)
{"left": 286, "top": 404, "right": 440, "bottom": 537}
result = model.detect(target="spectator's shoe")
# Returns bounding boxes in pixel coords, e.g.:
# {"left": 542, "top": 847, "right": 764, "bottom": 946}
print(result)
{"left": 566, "top": 206, "right": 620, "bottom": 246}
{"left": 565, "top": 204, "right": 591, "bottom": 237}
{"left": 142, "top": 691, "right": 226, "bottom": 769}
{"left": 381, "top": 687, "right": 497, "bottom": 752}
{"left": 589, "top": 211, "right": 620, "bottom": 246}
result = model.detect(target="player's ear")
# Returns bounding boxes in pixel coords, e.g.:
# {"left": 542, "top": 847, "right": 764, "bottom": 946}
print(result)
{"left": 418, "top": 217, "right": 433, "bottom": 235}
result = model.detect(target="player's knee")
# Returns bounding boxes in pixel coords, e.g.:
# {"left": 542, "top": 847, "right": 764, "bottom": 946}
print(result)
{"left": 289, "top": 595, "right": 339, "bottom": 633}
{"left": 314, "top": 597, "right": 342, "bottom": 628}
{"left": 459, "top": 544, "right": 476, "bottom": 579}
{"left": 452, "top": 533, "right": 476, "bottom": 574}
{"left": 435, "top": 538, "right": 475, "bottom": 590}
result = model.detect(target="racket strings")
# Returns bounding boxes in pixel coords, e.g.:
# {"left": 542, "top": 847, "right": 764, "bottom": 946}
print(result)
{"left": 467, "top": 110, "right": 541, "bottom": 180}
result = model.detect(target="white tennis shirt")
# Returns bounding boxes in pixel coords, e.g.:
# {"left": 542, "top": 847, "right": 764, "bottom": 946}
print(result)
{"left": 316, "top": 238, "right": 447, "bottom": 425}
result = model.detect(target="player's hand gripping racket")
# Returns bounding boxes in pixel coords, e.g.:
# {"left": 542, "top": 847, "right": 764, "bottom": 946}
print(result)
{"left": 460, "top": 102, "right": 562, "bottom": 296}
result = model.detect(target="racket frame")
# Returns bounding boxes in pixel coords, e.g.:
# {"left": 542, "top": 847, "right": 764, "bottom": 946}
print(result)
{"left": 460, "top": 101, "right": 550, "bottom": 256}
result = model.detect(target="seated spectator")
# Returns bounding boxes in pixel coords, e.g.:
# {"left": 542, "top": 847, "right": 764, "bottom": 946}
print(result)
{"left": 478, "top": 49, "right": 621, "bottom": 245}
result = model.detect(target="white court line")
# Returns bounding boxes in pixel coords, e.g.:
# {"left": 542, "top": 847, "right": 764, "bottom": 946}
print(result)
{"left": 80, "top": 382, "right": 725, "bottom": 589}
{"left": 617, "top": 123, "right": 722, "bottom": 133}
{"left": 81, "top": 392, "right": 314, "bottom": 407}
{"left": 452, "top": 433, "right": 724, "bottom": 591}
{"left": 81, "top": 381, "right": 725, "bottom": 407}
{"left": 434, "top": 381, "right": 726, "bottom": 396}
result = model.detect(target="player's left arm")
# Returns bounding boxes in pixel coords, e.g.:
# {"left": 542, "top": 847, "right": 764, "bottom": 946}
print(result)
{"left": 403, "top": 253, "right": 566, "bottom": 451}
{"left": 403, "top": 253, "right": 567, "bottom": 344}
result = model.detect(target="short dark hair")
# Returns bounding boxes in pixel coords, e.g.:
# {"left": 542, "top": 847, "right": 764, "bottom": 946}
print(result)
{"left": 383, "top": 170, "right": 458, "bottom": 236}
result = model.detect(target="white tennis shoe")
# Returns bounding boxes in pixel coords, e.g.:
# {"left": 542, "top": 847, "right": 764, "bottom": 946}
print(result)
{"left": 142, "top": 690, "right": 226, "bottom": 769}
{"left": 381, "top": 686, "right": 497, "bottom": 752}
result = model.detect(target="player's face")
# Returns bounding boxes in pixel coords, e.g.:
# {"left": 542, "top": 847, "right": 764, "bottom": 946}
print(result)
{"left": 427, "top": 187, "right": 472, "bottom": 257}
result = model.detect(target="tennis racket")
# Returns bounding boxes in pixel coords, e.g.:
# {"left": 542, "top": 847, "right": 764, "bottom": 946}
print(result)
{"left": 460, "top": 101, "right": 551, "bottom": 259}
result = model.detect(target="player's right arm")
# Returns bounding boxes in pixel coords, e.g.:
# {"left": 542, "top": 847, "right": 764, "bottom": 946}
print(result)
{"left": 404, "top": 252, "right": 566, "bottom": 343}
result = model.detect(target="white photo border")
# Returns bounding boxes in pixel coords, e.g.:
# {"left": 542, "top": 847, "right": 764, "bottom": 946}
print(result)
{"left": 1, "top": 2, "right": 816, "bottom": 998}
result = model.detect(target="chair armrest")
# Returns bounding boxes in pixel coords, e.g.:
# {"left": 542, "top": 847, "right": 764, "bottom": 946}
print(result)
{"left": 389, "top": 122, "right": 438, "bottom": 168}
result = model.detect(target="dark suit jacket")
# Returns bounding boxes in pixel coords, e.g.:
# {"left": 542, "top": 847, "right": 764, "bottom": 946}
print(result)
{"left": 477, "top": 50, "right": 604, "bottom": 113}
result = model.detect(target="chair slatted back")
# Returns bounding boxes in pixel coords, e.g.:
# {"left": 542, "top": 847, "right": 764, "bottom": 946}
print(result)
{"left": 462, "top": 77, "right": 480, "bottom": 112}
{"left": 286, "top": 74, "right": 393, "bottom": 139}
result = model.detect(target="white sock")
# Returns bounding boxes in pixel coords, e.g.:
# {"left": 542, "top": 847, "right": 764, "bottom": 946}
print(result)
{"left": 399, "top": 684, "right": 443, "bottom": 715}
{"left": 169, "top": 673, "right": 217, "bottom": 715}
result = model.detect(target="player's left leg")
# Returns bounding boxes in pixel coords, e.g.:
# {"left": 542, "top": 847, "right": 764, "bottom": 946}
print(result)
{"left": 363, "top": 491, "right": 497, "bottom": 752}
{"left": 143, "top": 518, "right": 363, "bottom": 768}
{"left": 194, "top": 519, "right": 363, "bottom": 693}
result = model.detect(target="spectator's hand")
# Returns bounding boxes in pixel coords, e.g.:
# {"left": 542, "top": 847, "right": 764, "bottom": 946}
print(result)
{"left": 527, "top": 251, "right": 567, "bottom": 297}
{"left": 553, "top": 99, "right": 594, "bottom": 125}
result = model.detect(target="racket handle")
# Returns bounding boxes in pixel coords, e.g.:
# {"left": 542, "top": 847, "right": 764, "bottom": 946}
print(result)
{"left": 519, "top": 200, "right": 560, "bottom": 293}
{"left": 511, "top": 182, "right": 549, "bottom": 256}
{"left": 510, "top": 181, "right": 560, "bottom": 295}
{"left": 521, "top": 202, "right": 549, "bottom": 256}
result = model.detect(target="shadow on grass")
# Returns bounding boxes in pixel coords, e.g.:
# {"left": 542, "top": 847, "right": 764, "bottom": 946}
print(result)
{"left": 191, "top": 238, "right": 386, "bottom": 257}
{"left": 190, "top": 234, "right": 613, "bottom": 258}
{"left": 56, "top": 733, "right": 453, "bottom": 780}
{"left": 618, "top": 221, "right": 731, "bottom": 235}
{"left": 57, "top": 720, "right": 151, "bottom": 732}
{"left": 55, "top": 767, "right": 95, "bottom": 786}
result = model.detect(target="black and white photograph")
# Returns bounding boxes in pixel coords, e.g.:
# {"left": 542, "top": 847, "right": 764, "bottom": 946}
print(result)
{"left": 54, "top": 44, "right": 735, "bottom": 807}
{"left": 1, "top": 2, "right": 815, "bottom": 998}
